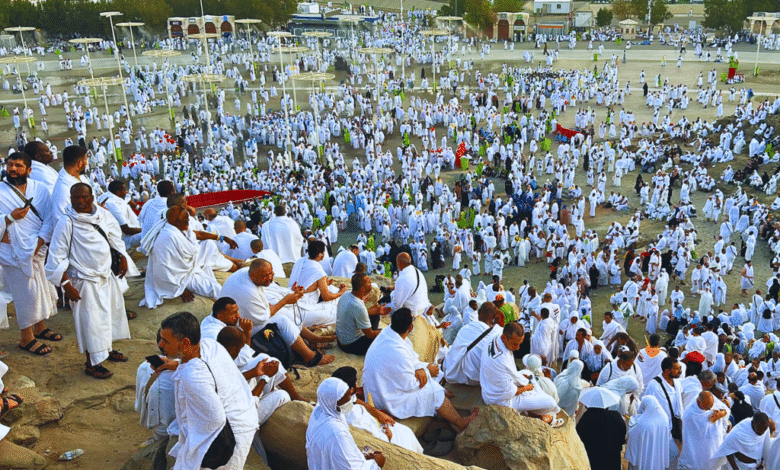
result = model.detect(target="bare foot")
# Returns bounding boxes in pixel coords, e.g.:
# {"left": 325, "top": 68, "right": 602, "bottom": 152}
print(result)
{"left": 314, "top": 335, "right": 337, "bottom": 344}
{"left": 457, "top": 407, "right": 479, "bottom": 431}
{"left": 317, "top": 354, "right": 335, "bottom": 366}
{"left": 541, "top": 415, "right": 553, "bottom": 424}
{"left": 445, "top": 390, "right": 455, "bottom": 399}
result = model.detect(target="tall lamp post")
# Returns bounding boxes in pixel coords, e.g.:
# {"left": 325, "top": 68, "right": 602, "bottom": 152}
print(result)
{"left": 116, "top": 21, "right": 145, "bottom": 69}
{"left": 235, "top": 19, "right": 262, "bottom": 72}
{"left": 143, "top": 49, "right": 182, "bottom": 124}
{"left": 301, "top": 31, "right": 332, "bottom": 73}
{"left": 358, "top": 46, "right": 393, "bottom": 104}
{"left": 0, "top": 55, "right": 37, "bottom": 129}
{"left": 181, "top": 72, "right": 225, "bottom": 145}
{"left": 268, "top": 31, "right": 295, "bottom": 164}
{"left": 437, "top": 16, "right": 462, "bottom": 69}
{"left": 69, "top": 37, "right": 102, "bottom": 79}
{"left": 189, "top": 32, "right": 220, "bottom": 74}
{"left": 754, "top": 34, "right": 761, "bottom": 76}
{"left": 3, "top": 27, "right": 35, "bottom": 77}
{"left": 79, "top": 76, "right": 125, "bottom": 162}
{"left": 292, "top": 71, "right": 335, "bottom": 162}
{"left": 100, "top": 12, "right": 133, "bottom": 124}
{"left": 420, "top": 29, "right": 448, "bottom": 97}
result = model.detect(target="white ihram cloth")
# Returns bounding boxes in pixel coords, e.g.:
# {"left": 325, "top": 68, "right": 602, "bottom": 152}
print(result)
{"left": 480, "top": 335, "right": 560, "bottom": 416}
{"left": 288, "top": 257, "right": 338, "bottom": 325}
{"left": 141, "top": 223, "right": 222, "bottom": 308}
{"left": 137, "top": 196, "right": 167, "bottom": 241}
{"left": 678, "top": 395, "right": 729, "bottom": 470}
{"left": 530, "top": 317, "right": 557, "bottom": 364}
{"left": 261, "top": 215, "right": 304, "bottom": 264}
{"left": 98, "top": 191, "right": 142, "bottom": 249}
{"left": 443, "top": 321, "right": 500, "bottom": 384}
{"left": 45, "top": 205, "right": 131, "bottom": 365}
{"left": 0, "top": 360, "right": 7, "bottom": 441}
{"left": 636, "top": 348, "right": 667, "bottom": 389}
{"left": 363, "top": 328, "right": 446, "bottom": 419}
{"left": 219, "top": 268, "right": 302, "bottom": 345}
{"left": 135, "top": 362, "right": 176, "bottom": 441}
{"left": 257, "top": 249, "right": 285, "bottom": 278}
{"left": 625, "top": 395, "right": 671, "bottom": 470}
{"left": 345, "top": 403, "right": 424, "bottom": 453}
{"left": 205, "top": 216, "right": 237, "bottom": 254}
{"left": 331, "top": 249, "right": 359, "bottom": 278}
{"left": 29, "top": 160, "right": 58, "bottom": 192}
{"left": 766, "top": 435, "right": 780, "bottom": 470}
{"left": 237, "top": 353, "right": 291, "bottom": 424}
{"left": 712, "top": 417, "right": 771, "bottom": 469}
{"left": 0, "top": 179, "right": 57, "bottom": 329}
{"left": 759, "top": 391, "right": 780, "bottom": 424}
{"left": 386, "top": 266, "right": 430, "bottom": 316}
{"left": 306, "top": 378, "right": 380, "bottom": 470}
{"left": 169, "top": 339, "right": 258, "bottom": 470}
{"left": 50, "top": 168, "right": 90, "bottom": 221}
{"left": 229, "top": 231, "right": 258, "bottom": 260}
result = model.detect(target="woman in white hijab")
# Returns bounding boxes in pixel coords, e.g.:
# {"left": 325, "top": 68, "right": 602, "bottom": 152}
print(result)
{"left": 583, "top": 340, "right": 612, "bottom": 383}
{"left": 625, "top": 395, "right": 671, "bottom": 470}
{"left": 523, "top": 354, "right": 559, "bottom": 402}
{"left": 306, "top": 377, "right": 385, "bottom": 470}
{"left": 554, "top": 358, "right": 588, "bottom": 416}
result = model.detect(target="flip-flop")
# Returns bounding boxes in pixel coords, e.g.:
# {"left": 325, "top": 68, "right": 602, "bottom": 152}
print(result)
{"left": 34, "top": 328, "right": 63, "bottom": 342}
{"left": 108, "top": 350, "right": 129, "bottom": 362}
{"left": 550, "top": 417, "right": 565, "bottom": 428}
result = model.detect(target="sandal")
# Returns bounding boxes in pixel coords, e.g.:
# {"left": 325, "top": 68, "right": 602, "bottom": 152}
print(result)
{"left": 550, "top": 417, "right": 565, "bottom": 428}
{"left": 84, "top": 363, "right": 113, "bottom": 379}
{"left": 34, "top": 328, "right": 63, "bottom": 342}
{"left": 305, "top": 351, "right": 334, "bottom": 367}
{"left": 0, "top": 394, "right": 23, "bottom": 416}
{"left": 18, "top": 339, "right": 51, "bottom": 356}
{"left": 108, "top": 350, "right": 129, "bottom": 362}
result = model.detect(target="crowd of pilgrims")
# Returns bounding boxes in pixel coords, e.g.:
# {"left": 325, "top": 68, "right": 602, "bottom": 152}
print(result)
{"left": 2, "top": 11, "right": 780, "bottom": 470}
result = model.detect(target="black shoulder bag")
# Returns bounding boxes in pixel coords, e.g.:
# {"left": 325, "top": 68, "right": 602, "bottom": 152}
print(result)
{"left": 91, "top": 223, "right": 124, "bottom": 276}
{"left": 201, "top": 359, "right": 236, "bottom": 470}
{"left": 654, "top": 376, "right": 683, "bottom": 441}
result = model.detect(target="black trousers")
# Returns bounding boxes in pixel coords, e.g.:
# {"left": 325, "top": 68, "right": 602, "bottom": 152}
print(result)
{"left": 338, "top": 335, "right": 374, "bottom": 356}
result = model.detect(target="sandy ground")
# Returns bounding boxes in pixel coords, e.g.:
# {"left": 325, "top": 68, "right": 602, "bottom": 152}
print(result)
{"left": 0, "top": 31, "right": 779, "bottom": 469}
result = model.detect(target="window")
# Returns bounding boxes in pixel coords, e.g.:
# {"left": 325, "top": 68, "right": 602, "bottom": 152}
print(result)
{"left": 556, "top": 3, "right": 561, "bottom": 9}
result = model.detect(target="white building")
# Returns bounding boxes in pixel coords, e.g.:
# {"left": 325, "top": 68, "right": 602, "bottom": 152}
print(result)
{"left": 533, "top": 0, "right": 572, "bottom": 15}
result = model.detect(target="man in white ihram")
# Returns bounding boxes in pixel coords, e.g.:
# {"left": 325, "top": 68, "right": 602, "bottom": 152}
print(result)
{"left": 331, "top": 245, "right": 360, "bottom": 278}
{"left": 385, "top": 253, "right": 430, "bottom": 316}
{"left": 46, "top": 183, "right": 136, "bottom": 379}
{"left": 480, "top": 322, "right": 564, "bottom": 427}
{"left": 261, "top": 204, "right": 304, "bottom": 268}
{"left": 443, "top": 302, "right": 502, "bottom": 385}
{"left": 158, "top": 312, "right": 258, "bottom": 470}
{"left": 50, "top": 145, "right": 91, "bottom": 221}
{"left": 98, "top": 179, "right": 142, "bottom": 250}
{"left": 137, "top": 180, "right": 175, "bottom": 240}
{"left": 141, "top": 206, "right": 222, "bottom": 308}
{"left": 0, "top": 152, "right": 59, "bottom": 356}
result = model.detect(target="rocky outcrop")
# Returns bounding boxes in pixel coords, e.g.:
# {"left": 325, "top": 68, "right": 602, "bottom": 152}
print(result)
{"left": 455, "top": 405, "right": 590, "bottom": 470}
{"left": 260, "top": 401, "right": 484, "bottom": 470}
{"left": 0, "top": 439, "right": 46, "bottom": 470}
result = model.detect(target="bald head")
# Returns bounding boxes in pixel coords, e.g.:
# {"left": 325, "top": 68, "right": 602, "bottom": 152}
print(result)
{"left": 203, "top": 208, "right": 217, "bottom": 221}
{"left": 396, "top": 252, "right": 411, "bottom": 270}
{"left": 697, "top": 390, "right": 714, "bottom": 410}
{"left": 167, "top": 193, "right": 187, "bottom": 208}
{"left": 166, "top": 206, "right": 189, "bottom": 230}
{"left": 250, "top": 258, "right": 271, "bottom": 273}
{"left": 478, "top": 302, "right": 500, "bottom": 324}
{"left": 216, "top": 326, "right": 245, "bottom": 360}
{"left": 235, "top": 219, "right": 247, "bottom": 233}
{"left": 24, "top": 141, "right": 53, "bottom": 164}
{"left": 250, "top": 239, "right": 263, "bottom": 254}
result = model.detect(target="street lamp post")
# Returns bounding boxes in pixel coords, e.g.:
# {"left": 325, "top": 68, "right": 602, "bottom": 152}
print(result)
{"left": 292, "top": 71, "right": 335, "bottom": 162}
{"left": 754, "top": 34, "right": 761, "bottom": 76}
{"left": 420, "top": 29, "right": 448, "bottom": 97}
{"left": 189, "top": 32, "right": 220, "bottom": 75}
{"left": 438, "top": 16, "right": 462, "bottom": 70}
{"left": 3, "top": 27, "right": 36, "bottom": 77}
{"left": 358, "top": 46, "right": 393, "bottom": 105}
{"left": 116, "top": 22, "right": 145, "bottom": 69}
{"left": 0, "top": 55, "right": 37, "bottom": 129}
{"left": 100, "top": 12, "right": 133, "bottom": 125}
{"left": 79, "top": 76, "right": 125, "bottom": 162}
{"left": 235, "top": 19, "right": 262, "bottom": 72}
{"left": 302, "top": 31, "right": 332, "bottom": 73}
{"left": 268, "top": 31, "right": 295, "bottom": 164}
{"left": 181, "top": 72, "right": 225, "bottom": 146}
{"left": 143, "top": 49, "right": 182, "bottom": 124}
{"left": 69, "top": 37, "right": 102, "bottom": 79}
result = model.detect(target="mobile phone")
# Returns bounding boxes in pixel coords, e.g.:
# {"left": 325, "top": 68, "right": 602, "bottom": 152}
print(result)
{"left": 145, "top": 354, "right": 165, "bottom": 369}
{"left": 23, "top": 197, "right": 33, "bottom": 208}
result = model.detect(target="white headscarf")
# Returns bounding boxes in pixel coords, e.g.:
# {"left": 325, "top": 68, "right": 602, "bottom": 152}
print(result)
{"left": 306, "top": 378, "right": 375, "bottom": 470}
{"left": 625, "top": 395, "right": 671, "bottom": 470}
{"left": 584, "top": 340, "right": 611, "bottom": 372}
{"left": 603, "top": 376, "right": 639, "bottom": 413}
{"left": 554, "top": 359, "right": 586, "bottom": 416}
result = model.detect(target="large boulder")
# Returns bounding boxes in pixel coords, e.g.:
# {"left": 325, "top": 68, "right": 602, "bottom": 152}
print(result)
{"left": 260, "top": 401, "right": 484, "bottom": 470}
{"left": 455, "top": 405, "right": 590, "bottom": 470}
{"left": 0, "top": 439, "right": 46, "bottom": 470}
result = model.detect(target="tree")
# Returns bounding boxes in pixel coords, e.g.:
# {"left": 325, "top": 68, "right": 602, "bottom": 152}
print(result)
{"left": 703, "top": 0, "right": 745, "bottom": 32}
{"left": 631, "top": 0, "right": 672, "bottom": 25}
{"left": 611, "top": 0, "right": 634, "bottom": 20}
{"left": 462, "top": 0, "right": 493, "bottom": 30}
{"left": 596, "top": 8, "right": 613, "bottom": 27}
{"left": 492, "top": 0, "right": 524, "bottom": 13}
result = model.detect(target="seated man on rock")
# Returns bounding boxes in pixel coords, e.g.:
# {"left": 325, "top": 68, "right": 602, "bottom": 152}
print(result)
{"left": 141, "top": 206, "right": 226, "bottom": 308}
{"left": 363, "top": 308, "right": 478, "bottom": 431}
{"left": 336, "top": 273, "right": 390, "bottom": 356}
{"left": 443, "top": 302, "right": 502, "bottom": 385}
{"left": 216, "top": 325, "right": 301, "bottom": 425}
{"left": 220, "top": 259, "right": 335, "bottom": 367}
{"left": 288, "top": 239, "right": 348, "bottom": 327}
{"left": 480, "top": 322, "right": 564, "bottom": 427}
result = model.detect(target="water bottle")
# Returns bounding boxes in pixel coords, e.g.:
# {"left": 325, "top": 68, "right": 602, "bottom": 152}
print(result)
{"left": 58, "top": 449, "right": 84, "bottom": 461}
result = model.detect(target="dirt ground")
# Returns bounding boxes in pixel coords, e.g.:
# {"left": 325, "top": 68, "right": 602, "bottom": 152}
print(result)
{"left": 1, "top": 33, "right": 779, "bottom": 469}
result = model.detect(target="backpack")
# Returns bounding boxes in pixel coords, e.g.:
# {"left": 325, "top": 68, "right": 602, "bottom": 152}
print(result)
{"left": 251, "top": 324, "right": 300, "bottom": 375}
{"left": 762, "top": 303, "right": 773, "bottom": 320}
